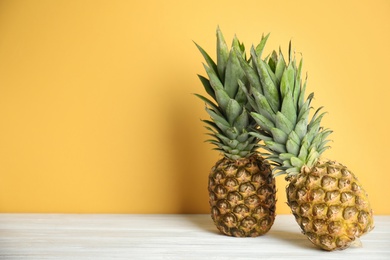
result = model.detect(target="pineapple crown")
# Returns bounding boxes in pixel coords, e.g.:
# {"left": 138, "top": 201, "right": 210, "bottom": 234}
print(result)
{"left": 235, "top": 37, "right": 332, "bottom": 177}
{"left": 195, "top": 27, "right": 262, "bottom": 160}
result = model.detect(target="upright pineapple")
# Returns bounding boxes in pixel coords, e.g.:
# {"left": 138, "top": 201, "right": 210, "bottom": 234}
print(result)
{"left": 236, "top": 39, "right": 374, "bottom": 250}
{"left": 195, "top": 28, "right": 276, "bottom": 237}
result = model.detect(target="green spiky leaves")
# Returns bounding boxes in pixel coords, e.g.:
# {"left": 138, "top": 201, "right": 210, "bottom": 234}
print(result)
{"left": 195, "top": 28, "right": 257, "bottom": 160}
{"left": 240, "top": 41, "right": 332, "bottom": 176}
{"left": 195, "top": 28, "right": 332, "bottom": 171}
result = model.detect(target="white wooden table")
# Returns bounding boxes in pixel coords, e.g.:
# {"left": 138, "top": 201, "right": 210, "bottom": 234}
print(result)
{"left": 0, "top": 214, "right": 389, "bottom": 259}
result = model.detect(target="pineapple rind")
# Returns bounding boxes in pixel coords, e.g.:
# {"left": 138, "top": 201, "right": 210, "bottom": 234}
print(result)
{"left": 287, "top": 160, "right": 374, "bottom": 251}
{"left": 209, "top": 154, "right": 276, "bottom": 237}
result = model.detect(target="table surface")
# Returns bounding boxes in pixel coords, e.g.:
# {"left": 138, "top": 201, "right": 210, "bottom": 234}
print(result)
{"left": 0, "top": 214, "right": 389, "bottom": 260}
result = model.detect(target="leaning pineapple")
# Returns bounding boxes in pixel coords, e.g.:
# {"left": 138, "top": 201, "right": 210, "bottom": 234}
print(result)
{"left": 194, "top": 28, "right": 276, "bottom": 237}
{"left": 236, "top": 39, "right": 374, "bottom": 249}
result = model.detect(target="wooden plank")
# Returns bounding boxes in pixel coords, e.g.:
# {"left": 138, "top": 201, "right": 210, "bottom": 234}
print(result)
{"left": 0, "top": 214, "right": 389, "bottom": 259}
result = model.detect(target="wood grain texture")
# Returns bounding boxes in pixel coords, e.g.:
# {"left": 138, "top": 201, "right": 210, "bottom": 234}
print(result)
{"left": 0, "top": 214, "right": 389, "bottom": 259}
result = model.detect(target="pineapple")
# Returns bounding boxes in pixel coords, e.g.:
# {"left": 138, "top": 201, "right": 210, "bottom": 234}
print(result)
{"left": 236, "top": 38, "right": 374, "bottom": 250}
{"left": 195, "top": 28, "right": 276, "bottom": 237}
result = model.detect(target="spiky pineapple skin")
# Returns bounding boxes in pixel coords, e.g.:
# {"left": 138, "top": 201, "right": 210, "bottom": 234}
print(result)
{"left": 208, "top": 154, "right": 276, "bottom": 237}
{"left": 286, "top": 159, "right": 374, "bottom": 251}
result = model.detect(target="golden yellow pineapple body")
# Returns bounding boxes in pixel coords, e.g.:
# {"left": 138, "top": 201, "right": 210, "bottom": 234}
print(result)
{"left": 286, "top": 159, "right": 374, "bottom": 250}
{"left": 209, "top": 154, "right": 276, "bottom": 237}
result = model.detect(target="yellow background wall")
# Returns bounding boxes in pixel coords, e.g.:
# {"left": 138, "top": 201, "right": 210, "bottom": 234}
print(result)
{"left": 0, "top": 0, "right": 389, "bottom": 214}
